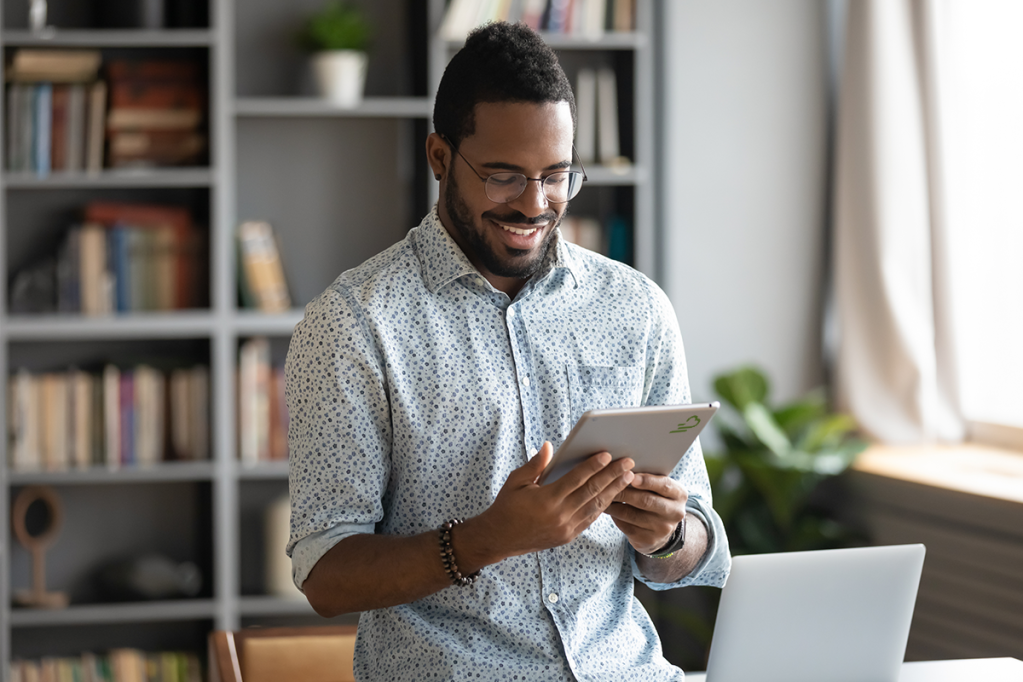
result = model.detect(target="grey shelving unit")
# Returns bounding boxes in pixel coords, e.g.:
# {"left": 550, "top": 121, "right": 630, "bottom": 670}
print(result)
{"left": 1, "top": 0, "right": 656, "bottom": 670}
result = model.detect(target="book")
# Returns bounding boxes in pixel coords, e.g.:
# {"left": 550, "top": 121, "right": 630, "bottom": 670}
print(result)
{"left": 119, "top": 370, "right": 135, "bottom": 466}
{"left": 50, "top": 85, "right": 69, "bottom": 171}
{"left": 106, "top": 107, "right": 203, "bottom": 131}
{"left": 66, "top": 83, "right": 87, "bottom": 172}
{"left": 70, "top": 368, "right": 92, "bottom": 469}
{"left": 8, "top": 49, "right": 102, "bottom": 83}
{"left": 239, "top": 337, "right": 271, "bottom": 464}
{"left": 613, "top": 0, "right": 635, "bottom": 31}
{"left": 237, "top": 221, "right": 291, "bottom": 313}
{"left": 104, "top": 57, "right": 206, "bottom": 167}
{"left": 8, "top": 370, "right": 40, "bottom": 472}
{"left": 79, "top": 222, "right": 110, "bottom": 316}
{"left": 103, "top": 364, "right": 121, "bottom": 468}
{"left": 596, "top": 66, "right": 629, "bottom": 167}
{"left": 85, "top": 80, "right": 108, "bottom": 173}
{"left": 189, "top": 365, "right": 210, "bottom": 461}
{"left": 269, "top": 365, "right": 289, "bottom": 460}
{"left": 33, "top": 83, "right": 53, "bottom": 176}
{"left": 40, "top": 373, "right": 69, "bottom": 471}
{"left": 107, "top": 130, "right": 206, "bottom": 167}
{"left": 6, "top": 84, "right": 26, "bottom": 171}
{"left": 85, "top": 201, "right": 200, "bottom": 310}
{"left": 574, "top": 68, "right": 597, "bottom": 164}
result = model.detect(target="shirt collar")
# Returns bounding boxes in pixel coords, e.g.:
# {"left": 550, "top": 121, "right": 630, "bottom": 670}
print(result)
{"left": 414, "top": 205, "right": 582, "bottom": 295}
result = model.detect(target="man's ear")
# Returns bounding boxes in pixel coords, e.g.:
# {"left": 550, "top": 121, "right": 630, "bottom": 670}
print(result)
{"left": 426, "top": 133, "right": 451, "bottom": 181}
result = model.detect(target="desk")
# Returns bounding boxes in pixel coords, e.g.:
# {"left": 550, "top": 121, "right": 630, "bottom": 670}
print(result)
{"left": 683, "top": 657, "right": 1023, "bottom": 681}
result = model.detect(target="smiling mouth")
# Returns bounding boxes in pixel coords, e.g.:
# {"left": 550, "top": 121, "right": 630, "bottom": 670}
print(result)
{"left": 497, "top": 222, "right": 544, "bottom": 236}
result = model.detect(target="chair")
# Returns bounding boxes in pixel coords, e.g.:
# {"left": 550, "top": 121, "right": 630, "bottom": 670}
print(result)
{"left": 208, "top": 625, "right": 357, "bottom": 682}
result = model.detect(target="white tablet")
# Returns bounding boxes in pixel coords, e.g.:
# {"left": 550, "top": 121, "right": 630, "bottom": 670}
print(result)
{"left": 538, "top": 402, "right": 719, "bottom": 485}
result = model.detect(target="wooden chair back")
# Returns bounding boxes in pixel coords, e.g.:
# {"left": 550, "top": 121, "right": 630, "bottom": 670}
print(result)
{"left": 209, "top": 625, "right": 357, "bottom": 682}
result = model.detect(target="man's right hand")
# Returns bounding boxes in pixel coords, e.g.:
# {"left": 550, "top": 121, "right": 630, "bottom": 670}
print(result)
{"left": 303, "top": 442, "right": 634, "bottom": 617}
{"left": 458, "top": 442, "right": 636, "bottom": 566}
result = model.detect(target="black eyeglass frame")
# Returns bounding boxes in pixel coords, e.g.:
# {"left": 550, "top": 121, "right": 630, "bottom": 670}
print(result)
{"left": 441, "top": 135, "right": 588, "bottom": 205}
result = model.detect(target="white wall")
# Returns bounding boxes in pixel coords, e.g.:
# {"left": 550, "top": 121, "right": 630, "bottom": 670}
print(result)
{"left": 659, "top": 0, "right": 830, "bottom": 407}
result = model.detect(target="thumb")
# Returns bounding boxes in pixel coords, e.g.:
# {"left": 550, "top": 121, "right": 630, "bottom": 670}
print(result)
{"left": 511, "top": 441, "right": 554, "bottom": 485}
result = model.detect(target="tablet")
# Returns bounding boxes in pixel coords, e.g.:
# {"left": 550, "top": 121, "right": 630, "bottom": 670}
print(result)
{"left": 538, "top": 402, "right": 719, "bottom": 485}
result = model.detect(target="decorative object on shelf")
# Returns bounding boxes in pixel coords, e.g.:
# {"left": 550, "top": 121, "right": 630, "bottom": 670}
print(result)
{"left": 96, "top": 553, "right": 202, "bottom": 601}
{"left": 11, "top": 485, "right": 69, "bottom": 608}
{"left": 28, "top": 0, "right": 47, "bottom": 32}
{"left": 297, "top": 1, "right": 372, "bottom": 108}
{"left": 265, "top": 494, "right": 303, "bottom": 599}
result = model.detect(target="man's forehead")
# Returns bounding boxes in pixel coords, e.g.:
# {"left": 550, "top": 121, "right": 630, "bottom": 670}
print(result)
{"left": 463, "top": 101, "right": 574, "bottom": 162}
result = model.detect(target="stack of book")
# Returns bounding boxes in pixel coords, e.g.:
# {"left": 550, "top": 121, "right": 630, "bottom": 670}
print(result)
{"left": 440, "top": 0, "right": 636, "bottom": 41}
{"left": 4, "top": 49, "right": 107, "bottom": 175}
{"left": 105, "top": 58, "right": 206, "bottom": 168}
{"left": 8, "top": 649, "right": 202, "bottom": 682}
{"left": 9, "top": 202, "right": 207, "bottom": 315}
{"left": 573, "top": 66, "right": 628, "bottom": 169}
{"left": 238, "top": 337, "right": 289, "bottom": 465}
{"left": 7, "top": 363, "right": 209, "bottom": 472}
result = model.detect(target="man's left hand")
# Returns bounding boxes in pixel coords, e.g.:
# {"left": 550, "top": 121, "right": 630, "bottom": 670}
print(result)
{"left": 604, "top": 474, "right": 687, "bottom": 555}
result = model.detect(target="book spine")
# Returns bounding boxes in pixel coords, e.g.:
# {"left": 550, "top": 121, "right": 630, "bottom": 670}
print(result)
{"left": 103, "top": 364, "right": 120, "bottom": 469}
{"left": 120, "top": 370, "right": 135, "bottom": 466}
{"left": 33, "top": 83, "right": 52, "bottom": 176}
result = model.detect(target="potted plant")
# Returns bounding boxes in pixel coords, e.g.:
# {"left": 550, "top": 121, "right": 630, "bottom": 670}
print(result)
{"left": 297, "top": 1, "right": 372, "bottom": 108}
{"left": 638, "top": 366, "right": 868, "bottom": 670}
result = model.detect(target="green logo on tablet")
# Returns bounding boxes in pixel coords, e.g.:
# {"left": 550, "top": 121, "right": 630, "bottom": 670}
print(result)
{"left": 670, "top": 416, "right": 701, "bottom": 433}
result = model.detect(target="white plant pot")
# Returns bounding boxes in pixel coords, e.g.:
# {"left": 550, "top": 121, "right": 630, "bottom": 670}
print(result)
{"left": 312, "top": 50, "right": 368, "bottom": 108}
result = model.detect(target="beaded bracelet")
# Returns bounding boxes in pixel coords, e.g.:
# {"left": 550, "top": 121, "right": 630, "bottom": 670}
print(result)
{"left": 439, "top": 519, "right": 481, "bottom": 587}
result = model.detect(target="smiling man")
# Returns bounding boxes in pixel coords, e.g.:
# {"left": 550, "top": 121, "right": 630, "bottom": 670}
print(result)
{"left": 285, "top": 22, "right": 730, "bottom": 681}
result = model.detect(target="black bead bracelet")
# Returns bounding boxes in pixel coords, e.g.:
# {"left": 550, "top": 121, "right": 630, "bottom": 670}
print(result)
{"left": 439, "top": 518, "right": 481, "bottom": 587}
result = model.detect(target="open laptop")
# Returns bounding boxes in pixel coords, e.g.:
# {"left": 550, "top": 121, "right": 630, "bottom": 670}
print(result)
{"left": 704, "top": 544, "right": 926, "bottom": 682}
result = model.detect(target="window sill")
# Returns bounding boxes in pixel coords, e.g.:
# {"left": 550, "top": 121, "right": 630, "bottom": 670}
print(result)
{"left": 852, "top": 443, "right": 1023, "bottom": 505}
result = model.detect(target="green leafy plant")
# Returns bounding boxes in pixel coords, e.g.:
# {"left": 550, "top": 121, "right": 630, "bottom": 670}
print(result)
{"left": 297, "top": 1, "right": 372, "bottom": 52}
{"left": 704, "top": 366, "right": 867, "bottom": 555}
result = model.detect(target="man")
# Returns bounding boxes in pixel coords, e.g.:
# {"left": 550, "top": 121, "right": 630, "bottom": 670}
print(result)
{"left": 286, "top": 22, "right": 730, "bottom": 681}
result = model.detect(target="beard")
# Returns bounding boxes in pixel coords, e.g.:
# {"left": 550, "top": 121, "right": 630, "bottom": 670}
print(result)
{"left": 444, "top": 170, "right": 561, "bottom": 280}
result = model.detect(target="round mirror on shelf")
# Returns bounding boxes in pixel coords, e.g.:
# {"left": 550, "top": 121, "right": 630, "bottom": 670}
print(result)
{"left": 11, "top": 485, "right": 69, "bottom": 609}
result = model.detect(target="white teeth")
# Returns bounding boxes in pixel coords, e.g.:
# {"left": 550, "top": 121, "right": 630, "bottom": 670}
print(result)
{"left": 499, "top": 223, "right": 540, "bottom": 236}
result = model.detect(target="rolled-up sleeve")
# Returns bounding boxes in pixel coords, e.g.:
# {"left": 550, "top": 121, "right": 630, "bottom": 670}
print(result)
{"left": 284, "top": 286, "right": 392, "bottom": 589}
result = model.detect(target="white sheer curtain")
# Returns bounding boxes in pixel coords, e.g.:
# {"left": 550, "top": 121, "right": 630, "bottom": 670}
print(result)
{"left": 832, "top": 0, "right": 1023, "bottom": 443}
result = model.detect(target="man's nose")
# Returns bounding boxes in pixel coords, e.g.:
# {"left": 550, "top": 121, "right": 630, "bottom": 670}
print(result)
{"left": 509, "top": 178, "right": 550, "bottom": 218}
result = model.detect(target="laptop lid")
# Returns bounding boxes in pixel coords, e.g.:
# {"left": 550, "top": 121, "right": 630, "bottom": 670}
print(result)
{"left": 705, "top": 544, "right": 926, "bottom": 682}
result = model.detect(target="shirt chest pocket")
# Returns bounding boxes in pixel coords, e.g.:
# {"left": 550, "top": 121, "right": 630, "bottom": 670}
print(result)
{"left": 566, "top": 364, "right": 645, "bottom": 424}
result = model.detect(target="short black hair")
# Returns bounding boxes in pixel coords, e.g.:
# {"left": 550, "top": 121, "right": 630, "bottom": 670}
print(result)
{"left": 433, "top": 22, "right": 576, "bottom": 149}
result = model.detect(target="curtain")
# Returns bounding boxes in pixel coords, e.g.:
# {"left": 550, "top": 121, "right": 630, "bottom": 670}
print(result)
{"left": 832, "top": 0, "right": 964, "bottom": 443}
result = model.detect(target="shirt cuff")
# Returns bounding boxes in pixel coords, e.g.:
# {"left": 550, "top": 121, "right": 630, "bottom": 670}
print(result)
{"left": 632, "top": 496, "right": 731, "bottom": 591}
{"left": 290, "top": 522, "right": 375, "bottom": 591}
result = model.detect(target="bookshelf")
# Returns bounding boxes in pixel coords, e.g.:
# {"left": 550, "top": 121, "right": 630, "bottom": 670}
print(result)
{"left": 1, "top": 0, "right": 656, "bottom": 671}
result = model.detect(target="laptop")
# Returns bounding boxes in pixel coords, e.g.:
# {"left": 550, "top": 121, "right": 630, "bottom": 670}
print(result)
{"left": 704, "top": 544, "right": 926, "bottom": 682}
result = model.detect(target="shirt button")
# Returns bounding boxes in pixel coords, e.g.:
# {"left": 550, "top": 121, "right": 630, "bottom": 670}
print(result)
{"left": 528, "top": 447, "right": 538, "bottom": 457}
{"left": 522, "top": 376, "right": 531, "bottom": 387}
{"left": 548, "top": 593, "right": 559, "bottom": 604}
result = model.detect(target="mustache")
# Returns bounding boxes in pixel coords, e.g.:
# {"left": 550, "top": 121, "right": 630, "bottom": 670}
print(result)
{"left": 483, "top": 209, "right": 558, "bottom": 225}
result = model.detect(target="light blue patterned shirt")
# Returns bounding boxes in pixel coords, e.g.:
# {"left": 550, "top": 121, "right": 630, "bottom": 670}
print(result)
{"left": 286, "top": 206, "right": 730, "bottom": 681}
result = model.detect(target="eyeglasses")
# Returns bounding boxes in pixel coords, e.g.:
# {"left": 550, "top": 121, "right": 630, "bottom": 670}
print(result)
{"left": 444, "top": 137, "right": 587, "bottom": 204}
